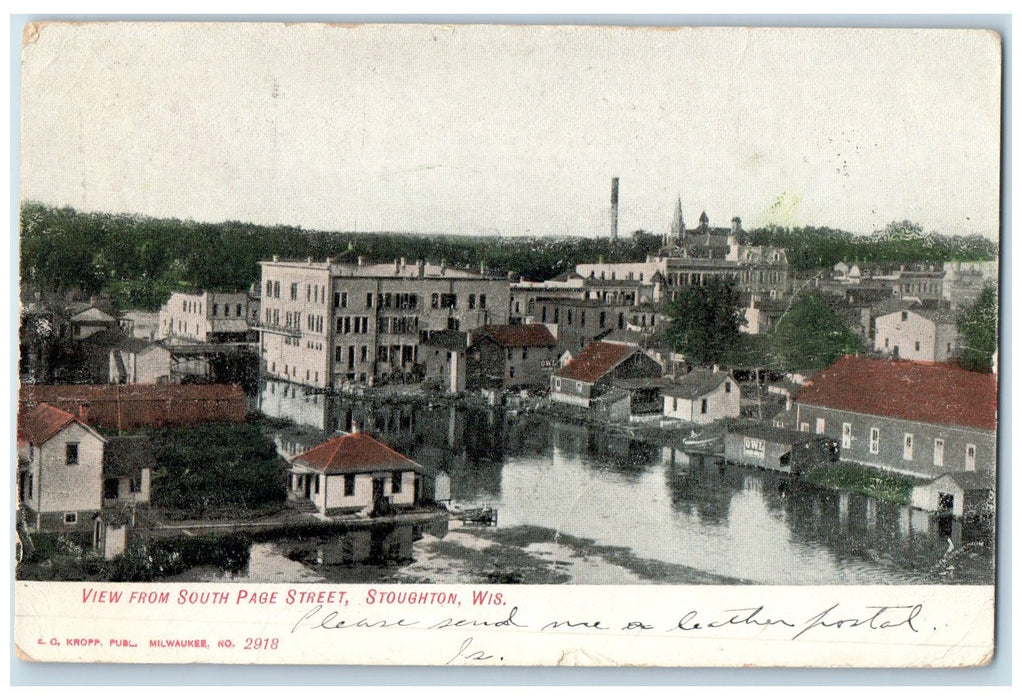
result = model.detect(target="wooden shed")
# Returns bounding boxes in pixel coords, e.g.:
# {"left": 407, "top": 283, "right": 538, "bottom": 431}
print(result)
{"left": 724, "top": 423, "right": 838, "bottom": 475}
{"left": 910, "top": 472, "right": 993, "bottom": 518}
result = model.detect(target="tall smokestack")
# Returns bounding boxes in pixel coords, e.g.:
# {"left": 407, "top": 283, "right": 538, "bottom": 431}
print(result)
{"left": 610, "top": 177, "right": 619, "bottom": 244}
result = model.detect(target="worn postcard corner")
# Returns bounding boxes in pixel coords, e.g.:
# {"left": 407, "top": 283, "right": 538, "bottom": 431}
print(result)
{"left": 13, "top": 22, "right": 999, "bottom": 668}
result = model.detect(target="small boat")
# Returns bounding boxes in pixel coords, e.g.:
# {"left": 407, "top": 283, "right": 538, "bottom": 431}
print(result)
{"left": 682, "top": 429, "right": 724, "bottom": 454}
{"left": 450, "top": 506, "right": 498, "bottom": 526}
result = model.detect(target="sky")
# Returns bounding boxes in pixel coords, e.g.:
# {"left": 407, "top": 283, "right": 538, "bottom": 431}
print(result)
{"left": 19, "top": 23, "right": 1003, "bottom": 239}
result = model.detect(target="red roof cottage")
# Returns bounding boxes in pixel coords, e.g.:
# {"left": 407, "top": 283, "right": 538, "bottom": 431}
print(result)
{"left": 17, "top": 403, "right": 106, "bottom": 531}
{"left": 550, "top": 340, "right": 662, "bottom": 409}
{"left": 289, "top": 430, "right": 426, "bottom": 517}
{"left": 793, "top": 356, "right": 997, "bottom": 485}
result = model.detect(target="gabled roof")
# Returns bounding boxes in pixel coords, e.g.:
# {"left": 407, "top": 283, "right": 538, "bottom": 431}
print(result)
{"left": 926, "top": 471, "right": 993, "bottom": 491}
{"left": 796, "top": 356, "right": 997, "bottom": 431}
{"left": 663, "top": 369, "right": 731, "bottom": 399}
{"left": 477, "top": 324, "right": 556, "bottom": 348}
{"left": 553, "top": 341, "right": 637, "bottom": 383}
{"left": 71, "top": 307, "right": 116, "bottom": 324}
{"left": 293, "top": 431, "right": 422, "bottom": 475}
{"left": 17, "top": 403, "right": 83, "bottom": 446}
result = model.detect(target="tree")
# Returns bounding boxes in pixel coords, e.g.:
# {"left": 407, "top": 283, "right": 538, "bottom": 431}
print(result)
{"left": 956, "top": 283, "right": 998, "bottom": 373}
{"left": 768, "top": 293, "right": 863, "bottom": 370}
{"left": 663, "top": 278, "right": 743, "bottom": 366}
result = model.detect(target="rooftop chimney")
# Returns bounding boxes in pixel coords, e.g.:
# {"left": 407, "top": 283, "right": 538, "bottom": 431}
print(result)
{"left": 417, "top": 260, "right": 425, "bottom": 279}
{"left": 272, "top": 255, "right": 279, "bottom": 262}
{"left": 610, "top": 177, "right": 620, "bottom": 244}
{"left": 307, "top": 257, "right": 313, "bottom": 264}
{"left": 357, "top": 256, "right": 364, "bottom": 267}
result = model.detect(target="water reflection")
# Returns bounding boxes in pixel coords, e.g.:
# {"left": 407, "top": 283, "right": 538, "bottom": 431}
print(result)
{"left": 252, "top": 380, "right": 993, "bottom": 584}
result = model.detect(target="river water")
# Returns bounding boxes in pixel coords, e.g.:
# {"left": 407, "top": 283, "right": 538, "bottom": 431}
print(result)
{"left": 192, "top": 387, "right": 994, "bottom": 585}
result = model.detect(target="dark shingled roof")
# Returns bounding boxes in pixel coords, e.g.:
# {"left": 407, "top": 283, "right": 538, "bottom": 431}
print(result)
{"left": 553, "top": 341, "right": 636, "bottom": 383}
{"left": 796, "top": 356, "right": 997, "bottom": 431}
{"left": 103, "top": 435, "right": 154, "bottom": 477}
{"left": 293, "top": 432, "right": 422, "bottom": 475}
{"left": 663, "top": 369, "right": 731, "bottom": 399}
{"left": 477, "top": 324, "right": 556, "bottom": 348}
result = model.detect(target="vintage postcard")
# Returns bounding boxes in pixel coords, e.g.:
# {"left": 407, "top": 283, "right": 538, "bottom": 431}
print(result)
{"left": 13, "top": 22, "right": 1000, "bottom": 667}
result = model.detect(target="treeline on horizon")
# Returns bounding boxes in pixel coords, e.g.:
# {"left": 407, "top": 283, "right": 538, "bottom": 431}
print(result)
{"left": 20, "top": 202, "right": 999, "bottom": 311}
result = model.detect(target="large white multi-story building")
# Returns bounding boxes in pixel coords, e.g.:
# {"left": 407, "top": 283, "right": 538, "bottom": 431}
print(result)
{"left": 158, "top": 290, "right": 260, "bottom": 343}
{"left": 258, "top": 256, "right": 511, "bottom": 389}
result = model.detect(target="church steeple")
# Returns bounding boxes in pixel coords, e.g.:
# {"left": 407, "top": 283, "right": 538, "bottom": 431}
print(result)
{"left": 670, "top": 196, "right": 685, "bottom": 242}
{"left": 699, "top": 211, "right": 709, "bottom": 235}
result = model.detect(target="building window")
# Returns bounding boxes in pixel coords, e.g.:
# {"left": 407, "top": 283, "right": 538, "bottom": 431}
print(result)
{"left": 901, "top": 311, "right": 908, "bottom": 321}
{"left": 869, "top": 427, "right": 880, "bottom": 454}
{"left": 700, "top": 398, "right": 708, "bottom": 414}
{"left": 934, "top": 438, "right": 945, "bottom": 467}
{"left": 432, "top": 293, "right": 439, "bottom": 309}
{"left": 129, "top": 475, "right": 142, "bottom": 493}
{"left": 841, "top": 422, "right": 852, "bottom": 449}
{"left": 725, "top": 381, "right": 731, "bottom": 393}
{"left": 903, "top": 433, "right": 914, "bottom": 461}
{"left": 63, "top": 512, "right": 78, "bottom": 525}
{"left": 914, "top": 341, "right": 920, "bottom": 352}
{"left": 66, "top": 443, "right": 79, "bottom": 465}
{"left": 815, "top": 418, "right": 825, "bottom": 434}
{"left": 576, "top": 381, "right": 583, "bottom": 392}
{"left": 480, "top": 295, "right": 487, "bottom": 309}
{"left": 212, "top": 303, "right": 218, "bottom": 316}
{"left": 468, "top": 294, "right": 476, "bottom": 309}
{"left": 366, "top": 293, "right": 374, "bottom": 308}
{"left": 290, "top": 283, "right": 298, "bottom": 300}
{"left": 361, "top": 346, "right": 368, "bottom": 362}
{"left": 555, "top": 378, "right": 561, "bottom": 391}
{"left": 392, "top": 472, "right": 402, "bottom": 493}
{"left": 344, "top": 474, "right": 355, "bottom": 496}
{"left": 315, "top": 475, "right": 321, "bottom": 495}
{"left": 237, "top": 304, "right": 242, "bottom": 317}
{"left": 341, "top": 292, "right": 348, "bottom": 308}
{"left": 965, "top": 444, "right": 976, "bottom": 471}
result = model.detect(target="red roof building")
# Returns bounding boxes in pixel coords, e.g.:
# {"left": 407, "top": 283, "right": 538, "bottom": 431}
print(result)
{"left": 288, "top": 431, "right": 423, "bottom": 516}
{"left": 476, "top": 324, "right": 556, "bottom": 348}
{"left": 793, "top": 356, "right": 997, "bottom": 480}
{"left": 554, "top": 341, "right": 636, "bottom": 383}
{"left": 467, "top": 324, "right": 560, "bottom": 391}
{"left": 796, "top": 356, "right": 996, "bottom": 431}
{"left": 292, "top": 432, "right": 422, "bottom": 475}
{"left": 17, "top": 403, "right": 107, "bottom": 531}
{"left": 19, "top": 384, "right": 247, "bottom": 432}
{"left": 17, "top": 403, "right": 80, "bottom": 446}
{"left": 550, "top": 341, "right": 662, "bottom": 408}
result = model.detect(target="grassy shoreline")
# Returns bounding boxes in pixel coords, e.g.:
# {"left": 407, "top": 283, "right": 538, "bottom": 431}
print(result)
{"left": 803, "top": 462, "right": 916, "bottom": 505}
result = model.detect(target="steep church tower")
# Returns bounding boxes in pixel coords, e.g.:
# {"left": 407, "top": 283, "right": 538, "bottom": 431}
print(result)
{"left": 669, "top": 196, "right": 686, "bottom": 244}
